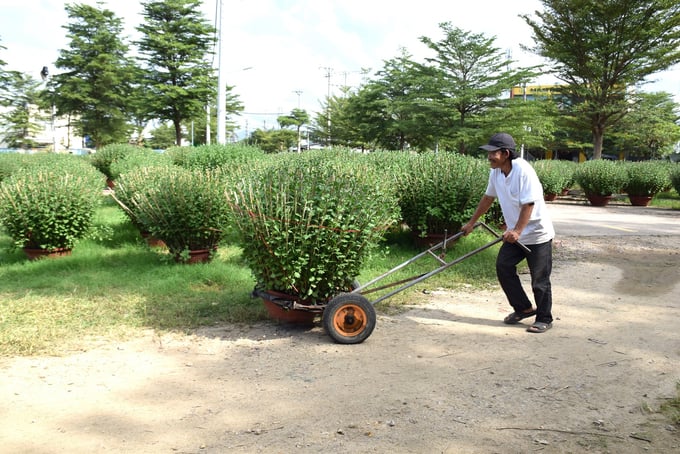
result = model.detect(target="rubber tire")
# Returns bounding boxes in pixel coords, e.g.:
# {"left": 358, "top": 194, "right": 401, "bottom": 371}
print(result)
{"left": 323, "top": 293, "right": 376, "bottom": 344}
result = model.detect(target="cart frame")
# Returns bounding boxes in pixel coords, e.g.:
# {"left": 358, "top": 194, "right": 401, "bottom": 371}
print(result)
{"left": 263, "top": 222, "right": 529, "bottom": 344}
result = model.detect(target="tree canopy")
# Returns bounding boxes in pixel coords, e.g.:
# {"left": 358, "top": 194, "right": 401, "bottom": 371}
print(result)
{"left": 136, "top": 0, "right": 216, "bottom": 146}
{"left": 522, "top": 0, "right": 680, "bottom": 159}
{"left": 52, "top": 2, "right": 134, "bottom": 147}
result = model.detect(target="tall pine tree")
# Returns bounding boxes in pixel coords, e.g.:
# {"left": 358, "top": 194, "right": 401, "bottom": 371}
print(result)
{"left": 52, "top": 3, "right": 134, "bottom": 147}
{"left": 136, "top": 0, "right": 216, "bottom": 146}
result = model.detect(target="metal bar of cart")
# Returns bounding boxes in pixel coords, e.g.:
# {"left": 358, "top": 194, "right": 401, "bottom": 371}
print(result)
{"left": 353, "top": 222, "right": 530, "bottom": 306}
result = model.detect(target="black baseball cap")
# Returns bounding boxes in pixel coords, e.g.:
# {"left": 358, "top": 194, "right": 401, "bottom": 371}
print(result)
{"left": 479, "top": 132, "right": 516, "bottom": 152}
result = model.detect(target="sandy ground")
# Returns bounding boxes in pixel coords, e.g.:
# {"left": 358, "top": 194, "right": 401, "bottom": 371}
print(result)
{"left": 1, "top": 235, "right": 679, "bottom": 453}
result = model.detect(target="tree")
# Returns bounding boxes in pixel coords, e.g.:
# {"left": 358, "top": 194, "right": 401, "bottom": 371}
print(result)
{"left": 0, "top": 41, "right": 12, "bottom": 106}
{"left": 481, "top": 96, "right": 559, "bottom": 159}
{"left": 0, "top": 72, "right": 44, "bottom": 148}
{"left": 136, "top": 0, "right": 216, "bottom": 146}
{"left": 277, "top": 108, "right": 309, "bottom": 152}
{"left": 52, "top": 2, "right": 134, "bottom": 148}
{"left": 147, "top": 121, "right": 178, "bottom": 149}
{"left": 522, "top": 0, "right": 680, "bottom": 159}
{"left": 324, "top": 49, "right": 437, "bottom": 151}
{"left": 420, "top": 23, "right": 538, "bottom": 153}
{"left": 609, "top": 91, "right": 680, "bottom": 159}
{"left": 248, "top": 128, "right": 296, "bottom": 153}
{"left": 312, "top": 88, "right": 371, "bottom": 150}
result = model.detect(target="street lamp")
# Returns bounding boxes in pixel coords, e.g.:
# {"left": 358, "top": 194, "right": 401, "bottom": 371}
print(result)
{"left": 40, "top": 66, "right": 58, "bottom": 153}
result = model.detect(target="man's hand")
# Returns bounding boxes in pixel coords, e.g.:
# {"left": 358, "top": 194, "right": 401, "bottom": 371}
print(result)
{"left": 502, "top": 229, "right": 520, "bottom": 243}
{"left": 460, "top": 222, "right": 475, "bottom": 236}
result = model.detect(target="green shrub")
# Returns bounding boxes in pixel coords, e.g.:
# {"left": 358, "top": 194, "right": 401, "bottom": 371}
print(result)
{"left": 397, "top": 152, "right": 488, "bottom": 236}
{"left": 164, "top": 145, "right": 192, "bottom": 167}
{"left": 226, "top": 150, "right": 400, "bottom": 303}
{"left": 574, "top": 160, "right": 628, "bottom": 196}
{"left": 90, "top": 143, "right": 142, "bottom": 180}
{"left": 0, "top": 154, "right": 105, "bottom": 251}
{"left": 561, "top": 160, "right": 578, "bottom": 190}
{"left": 624, "top": 161, "right": 669, "bottom": 196}
{"left": 108, "top": 148, "right": 173, "bottom": 181}
{"left": 533, "top": 160, "right": 571, "bottom": 196}
{"left": 670, "top": 164, "right": 680, "bottom": 195}
{"left": 115, "top": 166, "right": 231, "bottom": 261}
{"left": 180, "top": 144, "right": 266, "bottom": 170}
{"left": 0, "top": 153, "right": 33, "bottom": 183}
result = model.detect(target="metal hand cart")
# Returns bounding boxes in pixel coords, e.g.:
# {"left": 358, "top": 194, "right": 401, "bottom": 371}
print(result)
{"left": 260, "top": 222, "right": 530, "bottom": 344}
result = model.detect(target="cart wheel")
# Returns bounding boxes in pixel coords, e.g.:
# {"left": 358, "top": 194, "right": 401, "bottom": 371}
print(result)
{"left": 323, "top": 293, "right": 376, "bottom": 344}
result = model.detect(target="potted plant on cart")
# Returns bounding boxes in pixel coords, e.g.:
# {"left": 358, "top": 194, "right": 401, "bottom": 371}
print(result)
{"left": 226, "top": 151, "right": 400, "bottom": 342}
{"left": 0, "top": 154, "right": 105, "bottom": 259}
{"left": 623, "top": 161, "right": 668, "bottom": 206}
{"left": 397, "top": 152, "right": 488, "bottom": 246}
{"left": 574, "top": 159, "right": 627, "bottom": 206}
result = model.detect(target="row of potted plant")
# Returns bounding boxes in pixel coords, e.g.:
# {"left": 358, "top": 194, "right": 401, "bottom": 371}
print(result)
{"left": 573, "top": 160, "right": 674, "bottom": 206}
{"left": 3, "top": 149, "right": 679, "bottom": 305}
{"left": 532, "top": 159, "right": 676, "bottom": 207}
{"left": 532, "top": 160, "right": 577, "bottom": 200}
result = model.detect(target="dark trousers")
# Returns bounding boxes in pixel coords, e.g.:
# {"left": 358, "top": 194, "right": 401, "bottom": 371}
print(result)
{"left": 496, "top": 240, "right": 553, "bottom": 324}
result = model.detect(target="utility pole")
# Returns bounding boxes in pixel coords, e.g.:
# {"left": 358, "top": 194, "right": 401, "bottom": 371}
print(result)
{"left": 320, "top": 66, "right": 333, "bottom": 145}
{"left": 216, "top": 0, "right": 227, "bottom": 144}
{"left": 40, "top": 66, "right": 58, "bottom": 152}
{"left": 293, "top": 90, "right": 303, "bottom": 152}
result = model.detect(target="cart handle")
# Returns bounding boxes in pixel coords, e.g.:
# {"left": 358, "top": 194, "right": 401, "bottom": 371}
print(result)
{"left": 475, "top": 222, "right": 531, "bottom": 254}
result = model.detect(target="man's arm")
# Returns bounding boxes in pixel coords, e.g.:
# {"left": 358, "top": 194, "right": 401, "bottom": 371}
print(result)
{"left": 503, "top": 202, "right": 534, "bottom": 243}
{"left": 461, "top": 195, "right": 495, "bottom": 235}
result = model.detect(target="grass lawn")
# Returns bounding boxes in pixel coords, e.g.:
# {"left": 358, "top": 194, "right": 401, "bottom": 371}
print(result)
{"left": 651, "top": 189, "right": 680, "bottom": 209}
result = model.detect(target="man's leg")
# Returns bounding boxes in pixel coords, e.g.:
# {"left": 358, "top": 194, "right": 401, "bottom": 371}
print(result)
{"left": 526, "top": 240, "right": 553, "bottom": 324}
{"left": 496, "top": 242, "right": 533, "bottom": 312}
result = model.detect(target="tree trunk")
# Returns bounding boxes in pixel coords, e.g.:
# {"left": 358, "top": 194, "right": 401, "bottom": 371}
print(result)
{"left": 174, "top": 120, "right": 182, "bottom": 146}
{"left": 592, "top": 125, "right": 605, "bottom": 160}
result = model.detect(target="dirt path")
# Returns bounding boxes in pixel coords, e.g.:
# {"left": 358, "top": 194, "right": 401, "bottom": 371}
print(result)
{"left": 1, "top": 235, "right": 679, "bottom": 453}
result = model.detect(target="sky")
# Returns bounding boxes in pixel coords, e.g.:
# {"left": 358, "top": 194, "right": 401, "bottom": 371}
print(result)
{"left": 1, "top": 0, "right": 680, "bottom": 140}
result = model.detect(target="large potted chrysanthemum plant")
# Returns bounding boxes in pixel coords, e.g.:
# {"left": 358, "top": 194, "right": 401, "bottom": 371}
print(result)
{"left": 0, "top": 153, "right": 105, "bottom": 259}
{"left": 397, "top": 152, "right": 488, "bottom": 247}
{"left": 115, "top": 165, "right": 231, "bottom": 263}
{"left": 225, "top": 150, "right": 400, "bottom": 324}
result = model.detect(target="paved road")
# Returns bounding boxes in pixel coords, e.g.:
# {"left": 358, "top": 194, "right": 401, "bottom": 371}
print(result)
{"left": 548, "top": 200, "right": 680, "bottom": 237}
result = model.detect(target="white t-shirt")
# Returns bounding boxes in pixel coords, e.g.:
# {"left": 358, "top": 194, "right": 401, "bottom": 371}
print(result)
{"left": 485, "top": 158, "right": 555, "bottom": 245}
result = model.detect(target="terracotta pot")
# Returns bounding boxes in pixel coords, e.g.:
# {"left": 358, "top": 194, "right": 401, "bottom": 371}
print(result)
{"left": 628, "top": 195, "right": 653, "bottom": 207}
{"left": 411, "top": 231, "right": 459, "bottom": 249}
{"left": 23, "top": 247, "right": 72, "bottom": 260}
{"left": 140, "top": 231, "right": 166, "bottom": 248}
{"left": 174, "top": 248, "right": 213, "bottom": 264}
{"left": 258, "top": 290, "right": 318, "bottom": 325}
{"left": 586, "top": 194, "right": 612, "bottom": 207}
{"left": 544, "top": 193, "right": 558, "bottom": 202}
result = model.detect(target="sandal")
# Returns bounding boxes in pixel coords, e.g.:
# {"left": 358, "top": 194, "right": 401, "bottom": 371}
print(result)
{"left": 527, "top": 322, "right": 552, "bottom": 333}
{"left": 503, "top": 309, "right": 536, "bottom": 325}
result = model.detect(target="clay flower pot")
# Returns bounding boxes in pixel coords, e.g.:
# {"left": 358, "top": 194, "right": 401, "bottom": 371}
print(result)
{"left": 255, "top": 289, "right": 318, "bottom": 325}
{"left": 23, "top": 247, "right": 72, "bottom": 260}
{"left": 628, "top": 194, "right": 653, "bottom": 207}
{"left": 586, "top": 194, "right": 613, "bottom": 207}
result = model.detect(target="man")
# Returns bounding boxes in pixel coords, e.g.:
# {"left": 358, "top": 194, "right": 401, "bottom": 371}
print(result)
{"left": 461, "top": 133, "right": 555, "bottom": 333}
